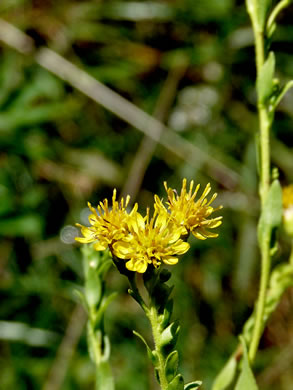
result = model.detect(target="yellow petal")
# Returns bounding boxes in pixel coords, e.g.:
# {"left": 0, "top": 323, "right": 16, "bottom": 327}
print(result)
{"left": 126, "top": 258, "right": 148, "bottom": 273}
{"left": 163, "top": 256, "right": 179, "bottom": 265}
{"left": 112, "top": 241, "right": 132, "bottom": 259}
{"left": 75, "top": 226, "right": 96, "bottom": 243}
{"left": 192, "top": 230, "right": 207, "bottom": 240}
{"left": 93, "top": 241, "right": 108, "bottom": 251}
{"left": 171, "top": 240, "right": 190, "bottom": 254}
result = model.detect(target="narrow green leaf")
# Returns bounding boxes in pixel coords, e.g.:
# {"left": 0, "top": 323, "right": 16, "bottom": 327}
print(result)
{"left": 133, "top": 330, "right": 159, "bottom": 367}
{"left": 167, "top": 374, "right": 184, "bottom": 390}
{"left": 272, "top": 79, "right": 293, "bottom": 109}
{"left": 96, "top": 360, "right": 115, "bottom": 390}
{"left": 235, "top": 337, "right": 259, "bottom": 390}
{"left": 257, "top": 52, "right": 275, "bottom": 103}
{"left": 211, "top": 355, "right": 237, "bottom": 390}
{"left": 258, "top": 0, "right": 272, "bottom": 29}
{"left": 159, "top": 299, "right": 173, "bottom": 329}
{"left": 245, "top": 0, "right": 271, "bottom": 30}
{"left": 165, "top": 350, "right": 179, "bottom": 382}
{"left": 101, "top": 334, "right": 111, "bottom": 361}
{"left": 160, "top": 321, "right": 180, "bottom": 350}
{"left": 93, "top": 292, "right": 118, "bottom": 330}
{"left": 258, "top": 179, "right": 282, "bottom": 245}
{"left": 184, "top": 381, "right": 202, "bottom": 390}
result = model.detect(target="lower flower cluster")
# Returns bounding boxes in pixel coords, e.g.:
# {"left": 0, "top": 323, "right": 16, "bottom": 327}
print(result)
{"left": 76, "top": 179, "right": 222, "bottom": 273}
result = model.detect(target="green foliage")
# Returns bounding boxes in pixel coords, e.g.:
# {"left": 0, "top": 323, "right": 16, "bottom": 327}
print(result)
{"left": 165, "top": 351, "right": 179, "bottom": 383}
{"left": 211, "top": 355, "right": 237, "bottom": 390}
{"left": 235, "top": 338, "right": 259, "bottom": 390}
{"left": 167, "top": 374, "right": 184, "bottom": 390}
{"left": 257, "top": 179, "right": 282, "bottom": 246}
{"left": 246, "top": 0, "right": 272, "bottom": 30}
{"left": 257, "top": 52, "right": 275, "bottom": 104}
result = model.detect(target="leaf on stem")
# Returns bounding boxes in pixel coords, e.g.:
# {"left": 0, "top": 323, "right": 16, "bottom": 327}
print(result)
{"left": 258, "top": 0, "right": 272, "bottom": 29}
{"left": 167, "top": 374, "right": 184, "bottom": 390}
{"left": 93, "top": 292, "right": 118, "bottom": 331}
{"left": 258, "top": 178, "right": 282, "bottom": 246}
{"left": 165, "top": 350, "right": 179, "bottom": 382}
{"left": 160, "top": 321, "right": 180, "bottom": 353}
{"left": 257, "top": 52, "right": 275, "bottom": 104}
{"left": 235, "top": 337, "right": 259, "bottom": 390}
{"left": 133, "top": 330, "right": 159, "bottom": 367}
{"left": 245, "top": 0, "right": 272, "bottom": 30}
{"left": 271, "top": 80, "right": 293, "bottom": 110}
{"left": 96, "top": 360, "right": 115, "bottom": 390}
{"left": 211, "top": 355, "right": 237, "bottom": 390}
{"left": 159, "top": 299, "right": 174, "bottom": 329}
{"left": 184, "top": 382, "right": 202, "bottom": 390}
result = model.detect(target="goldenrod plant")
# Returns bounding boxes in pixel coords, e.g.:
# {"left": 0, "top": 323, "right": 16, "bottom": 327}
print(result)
{"left": 76, "top": 179, "right": 222, "bottom": 389}
{"left": 212, "top": 1, "right": 293, "bottom": 389}
{"left": 75, "top": 2, "right": 293, "bottom": 388}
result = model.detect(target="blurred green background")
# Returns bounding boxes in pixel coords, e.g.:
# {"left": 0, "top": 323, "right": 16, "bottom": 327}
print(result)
{"left": 1, "top": 0, "right": 293, "bottom": 389}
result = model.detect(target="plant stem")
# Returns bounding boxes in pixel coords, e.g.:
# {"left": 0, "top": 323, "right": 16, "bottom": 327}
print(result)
{"left": 248, "top": 0, "right": 272, "bottom": 363}
{"left": 147, "top": 306, "right": 169, "bottom": 390}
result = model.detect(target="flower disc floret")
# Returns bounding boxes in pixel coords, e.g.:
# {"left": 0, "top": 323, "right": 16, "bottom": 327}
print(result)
{"left": 112, "top": 209, "right": 190, "bottom": 273}
{"left": 155, "top": 178, "right": 222, "bottom": 240}
{"left": 75, "top": 189, "right": 137, "bottom": 251}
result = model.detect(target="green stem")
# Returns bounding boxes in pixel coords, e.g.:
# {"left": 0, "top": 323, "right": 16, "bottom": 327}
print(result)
{"left": 249, "top": 238, "right": 271, "bottom": 362}
{"left": 147, "top": 306, "right": 169, "bottom": 390}
{"left": 128, "top": 274, "right": 168, "bottom": 390}
{"left": 248, "top": 0, "right": 272, "bottom": 363}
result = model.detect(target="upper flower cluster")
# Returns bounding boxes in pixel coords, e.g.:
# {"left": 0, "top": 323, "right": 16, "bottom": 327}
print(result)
{"left": 76, "top": 179, "right": 222, "bottom": 273}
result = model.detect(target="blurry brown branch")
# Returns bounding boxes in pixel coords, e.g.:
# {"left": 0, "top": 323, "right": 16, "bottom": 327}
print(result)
{"left": 121, "top": 64, "right": 187, "bottom": 202}
{"left": 0, "top": 18, "right": 240, "bottom": 189}
{"left": 42, "top": 304, "right": 87, "bottom": 390}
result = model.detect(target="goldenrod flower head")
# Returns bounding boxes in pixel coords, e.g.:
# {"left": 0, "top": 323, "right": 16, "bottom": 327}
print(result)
{"left": 155, "top": 178, "right": 222, "bottom": 240}
{"left": 282, "top": 185, "right": 293, "bottom": 237}
{"left": 75, "top": 189, "right": 137, "bottom": 251}
{"left": 112, "top": 209, "right": 190, "bottom": 273}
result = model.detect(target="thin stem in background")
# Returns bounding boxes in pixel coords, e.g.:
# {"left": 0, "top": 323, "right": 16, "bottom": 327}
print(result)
{"left": 121, "top": 64, "right": 187, "bottom": 203}
{"left": 42, "top": 304, "right": 87, "bottom": 390}
{"left": 248, "top": 0, "right": 272, "bottom": 363}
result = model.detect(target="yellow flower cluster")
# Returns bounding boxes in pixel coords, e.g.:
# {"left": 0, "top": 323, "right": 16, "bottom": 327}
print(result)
{"left": 76, "top": 179, "right": 222, "bottom": 273}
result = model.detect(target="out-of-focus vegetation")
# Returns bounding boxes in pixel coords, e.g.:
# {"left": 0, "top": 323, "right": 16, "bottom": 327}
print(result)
{"left": 1, "top": 1, "right": 293, "bottom": 389}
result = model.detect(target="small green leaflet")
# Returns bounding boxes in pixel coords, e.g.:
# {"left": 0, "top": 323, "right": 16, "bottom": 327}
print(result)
{"left": 211, "top": 355, "right": 237, "bottom": 390}
{"left": 258, "top": 179, "right": 282, "bottom": 246}
{"left": 235, "top": 337, "right": 259, "bottom": 390}
{"left": 257, "top": 52, "right": 275, "bottom": 104}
